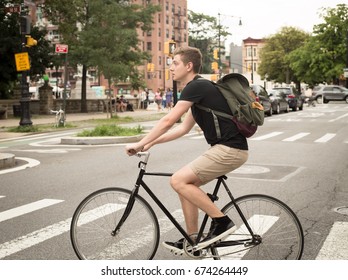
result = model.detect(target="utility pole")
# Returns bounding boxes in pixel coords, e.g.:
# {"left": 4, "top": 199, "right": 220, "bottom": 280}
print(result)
{"left": 18, "top": 4, "right": 33, "bottom": 126}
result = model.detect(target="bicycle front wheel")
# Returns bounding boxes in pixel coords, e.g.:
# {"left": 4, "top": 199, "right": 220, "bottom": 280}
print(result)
{"left": 217, "top": 194, "right": 304, "bottom": 260}
{"left": 70, "top": 187, "right": 160, "bottom": 260}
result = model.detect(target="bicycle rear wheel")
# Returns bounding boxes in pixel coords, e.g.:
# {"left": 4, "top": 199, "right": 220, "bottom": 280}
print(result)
{"left": 215, "top": 194, "right": 304, "bottom": 260}
{"left": 70, "top": 187, "right": 159, "bottom": 260}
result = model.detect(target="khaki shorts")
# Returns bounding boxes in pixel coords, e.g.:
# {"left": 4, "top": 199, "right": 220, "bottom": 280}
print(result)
{"left": 189, "top": 144, "right": 248, "bottom": 185}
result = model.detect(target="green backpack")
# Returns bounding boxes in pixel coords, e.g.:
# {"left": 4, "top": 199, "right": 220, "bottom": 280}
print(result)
{"left": 195, "top": 73, "right": 265, "bottom": 138}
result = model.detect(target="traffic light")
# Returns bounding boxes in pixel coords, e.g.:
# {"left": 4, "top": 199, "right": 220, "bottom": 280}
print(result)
{"left": 213, "top": 49, "right": 218, "bottom": 60}
{"left": 165, "top": 69, "right": 170, "bottom": 80}
{"left": 26, "top": 35, "right": 37, "bottom": 47}
{"left": 20, "top": 16, "right": 31, "bottom": 35}
{"left": 211, "top": 62, "right": 218, "bottom": 70}
{"left": 165, "top": 40, "right": 176, "bottom": 57}
{"left": 147, "top": 63, "right": 155, "bottom": 72}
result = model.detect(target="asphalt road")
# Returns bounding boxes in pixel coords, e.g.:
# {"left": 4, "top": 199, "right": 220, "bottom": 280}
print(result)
{"left": 0, "top": 102, "right": 348, "bottom": 260}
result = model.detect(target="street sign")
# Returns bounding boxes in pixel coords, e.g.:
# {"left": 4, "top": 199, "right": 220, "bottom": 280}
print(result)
{"left": 14, "top": 52, "right": 30, "bottom": 71}
{"left": 55, "top": 44, "right": 68, "bottom": 54}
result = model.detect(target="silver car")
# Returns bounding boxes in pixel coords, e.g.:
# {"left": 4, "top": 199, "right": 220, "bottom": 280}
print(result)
{"left": 313, "top": 85, "right": 348, "bottom": 103}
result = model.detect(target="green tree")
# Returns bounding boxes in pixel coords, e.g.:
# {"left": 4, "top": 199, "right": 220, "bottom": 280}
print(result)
{"left": 188, "top": 11, "right": 230, "bottom": 73}
{"left": 0, "top": 0, "right": 51, "bottom": 98}
{"left": 289, "top": 4, "right": 348, "bottom": 86}
{"left": 258, "top": 26, "right": 310, "bottom": 90}
{"left": 44, "top": 0, "right": 159, "bottom": 112}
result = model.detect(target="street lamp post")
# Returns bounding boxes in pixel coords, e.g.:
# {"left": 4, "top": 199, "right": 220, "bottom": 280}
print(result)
{"left": 217, "top": 13, "right": 242, "bottom": 78}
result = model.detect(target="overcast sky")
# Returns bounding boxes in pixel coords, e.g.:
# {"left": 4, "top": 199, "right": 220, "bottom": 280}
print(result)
{"left": 187, "top": 0, "right": 344, "bottom": 45}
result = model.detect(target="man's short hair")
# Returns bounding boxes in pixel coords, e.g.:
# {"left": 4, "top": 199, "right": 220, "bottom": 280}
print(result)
{"left": 173, "top": 46, "right": 202, "bottom": 74}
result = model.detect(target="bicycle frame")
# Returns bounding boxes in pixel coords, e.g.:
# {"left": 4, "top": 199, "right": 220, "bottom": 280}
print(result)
{"left": 113, "top": 152, "right": 257, "bottom": 250}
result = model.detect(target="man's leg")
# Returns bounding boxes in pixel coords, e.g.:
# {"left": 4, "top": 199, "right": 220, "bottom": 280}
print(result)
{"left": 170, "top": 165, "right": 224, "bottom": 235}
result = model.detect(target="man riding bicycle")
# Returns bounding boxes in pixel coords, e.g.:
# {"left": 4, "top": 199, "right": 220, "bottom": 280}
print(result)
{"left": 125, "top": 46, "right": 248, "bottom": 254}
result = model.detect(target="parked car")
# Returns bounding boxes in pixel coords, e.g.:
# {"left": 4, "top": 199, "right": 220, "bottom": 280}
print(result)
{"left": 250, "top": 85, "right": 273, "bottom": 116}
{"left": 312, "top": 85, "right": 348, "bottom": 103}
{"left": 268, "top": 89, "right": 290, "bottom": 114}
{"left": 272, "top": 87, "right": 304, "bottom": 111}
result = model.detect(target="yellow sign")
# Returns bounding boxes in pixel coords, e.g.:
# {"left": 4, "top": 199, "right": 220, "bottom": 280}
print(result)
{"left": 15, "top": 52, "right": 30, "bottom": 71}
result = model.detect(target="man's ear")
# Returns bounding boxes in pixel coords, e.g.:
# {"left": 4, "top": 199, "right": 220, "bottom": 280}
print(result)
{"left": 186, "top": 62, "right": 193, "bottom": 72}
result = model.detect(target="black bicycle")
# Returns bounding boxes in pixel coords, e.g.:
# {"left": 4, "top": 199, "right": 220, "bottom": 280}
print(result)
{"left": 70, "top": 152, "right": 304, "bottom": 260}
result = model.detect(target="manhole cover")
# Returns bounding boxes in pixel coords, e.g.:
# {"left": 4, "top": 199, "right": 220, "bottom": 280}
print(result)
{"left": 231, "top": 165, "right": 270, "bottom": 175}
{"left": 333, "top": 206, "right": 348, "bottom": 215}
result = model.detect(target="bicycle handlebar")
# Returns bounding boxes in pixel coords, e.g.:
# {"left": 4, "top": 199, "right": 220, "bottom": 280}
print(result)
{"left": 136, "top": 151, "right": 150, "bottom": 164}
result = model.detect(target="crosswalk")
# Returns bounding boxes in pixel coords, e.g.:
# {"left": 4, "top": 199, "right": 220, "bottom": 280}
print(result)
{"left": 188, "top": 131, "right": 342, "bottom": 144}
{"left": 0, "top": 195, "right": 347, "bottom": 260}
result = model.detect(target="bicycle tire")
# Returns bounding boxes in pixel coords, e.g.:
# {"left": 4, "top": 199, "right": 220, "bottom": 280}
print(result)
{"left": 214, "top": 194, "right": 304, "bottom": 260}
{"left": 70, "top": 187, "right": 160, "bottom": 260}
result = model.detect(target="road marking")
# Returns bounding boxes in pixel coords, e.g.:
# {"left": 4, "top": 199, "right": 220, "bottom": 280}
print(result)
{"left": 282, "top": 132, "right": 310, "bottom": 142}
{"left": 0, "top": 157, "right": 40, "bottom": 175}
{"left": 314, "top": 133, "right": 336, "bottom": 143}
{"left": 329, "top": 112, "right": 348, "bottom": 122}
{"left": 0, "top": 199, "right": 63, "bottom": 223}
{"left": 0, "top": 202, "right": 182, "bottom": 259}
{"left": 13, "top": 148, "right": 80, "bottom": 154}
{"left": 209, "top": 215, "right": 279, "bottom": 259}
{"left": 90, "top": 209, "right": 184, "bottom": 259}
{"left": 316, "top": 221, "right": 348, "bottom": 260}
{"left": 12, "top": 132, "right": 75, "bottom": 142}
{"left": 251, "top": 132, "right": 284, "bottom": 141}
{"left": 0, "top": 203, "right": 123, "bottom": 259}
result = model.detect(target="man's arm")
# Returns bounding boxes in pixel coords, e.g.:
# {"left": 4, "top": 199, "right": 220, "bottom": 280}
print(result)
{"left": 143, "top": 108, "right": 196, "bottom": 151}
{"left": 125, "top": 100, "right": 193, "bottom": 155}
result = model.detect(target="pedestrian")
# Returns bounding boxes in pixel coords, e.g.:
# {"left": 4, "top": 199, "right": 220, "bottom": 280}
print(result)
{"left": 154, "top": 89, "right": 162, "bottom": 111}
{"left": 125, "top": 46, "right": 248, "bottom": 254}
{"left": 116, "top": 95, "right": 127, "bottom": 112}
{"left": 165, "top": 88, "right": 173, "bottom": 110}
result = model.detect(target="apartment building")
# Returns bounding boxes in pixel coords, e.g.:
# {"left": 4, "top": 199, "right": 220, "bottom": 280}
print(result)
{"left": 242, "top": 37, "right": 265, "bottom": 85}
{"left": 136, "top": 0, "right": 188, "bottom": 93}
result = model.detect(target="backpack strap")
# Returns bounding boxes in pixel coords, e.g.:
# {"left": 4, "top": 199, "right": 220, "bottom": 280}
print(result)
{"left": 195, "top": 104, "right": 233, "bottom": 139}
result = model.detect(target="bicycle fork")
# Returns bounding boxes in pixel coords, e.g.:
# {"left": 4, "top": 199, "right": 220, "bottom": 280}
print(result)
{"left": 111, "top": 184, "right": 139, "bottom": 236}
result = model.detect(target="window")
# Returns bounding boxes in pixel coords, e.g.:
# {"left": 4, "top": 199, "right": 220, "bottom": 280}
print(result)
{"left": 147, "top": 42, "right": 152, "bottom": 51}
{"left": 158, "top": 27, "right": 161, "bottom": 37}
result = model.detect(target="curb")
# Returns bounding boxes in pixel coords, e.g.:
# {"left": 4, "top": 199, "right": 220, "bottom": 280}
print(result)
{"left": 60, "top": 134, "right": 145, "bottom": 145}
{"left": 0, "top": 153, "right": 15, "bottom": 169}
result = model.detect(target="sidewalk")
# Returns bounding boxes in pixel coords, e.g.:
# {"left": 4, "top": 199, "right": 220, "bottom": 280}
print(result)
{"left": 0, "top": 106, "right": 163, "bottom": 129}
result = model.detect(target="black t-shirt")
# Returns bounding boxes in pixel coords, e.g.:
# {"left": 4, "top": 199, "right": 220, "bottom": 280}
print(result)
{"left": 180, "top": 77, "right": 248, "bottom": 150}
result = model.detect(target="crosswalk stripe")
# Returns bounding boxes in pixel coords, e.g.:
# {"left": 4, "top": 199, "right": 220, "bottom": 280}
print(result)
{"left": 282, "top": 132, "right": 310, "bottom": 142}
{"left": 328, "top": 112, "right": 348, "bottom": 122}
{"left": 0, "top": 202, "right": 182, "bottom": 259}
{"left": 211, "top": 215, "right": 279, "bottom": 260}
{"left": 251, "top": 132, "right": 284, "bottom": 141}
{"left": 90, "top": 209, "right": 184, "bottom": 259}
{"left": 316, "top": 221, "right": 348, "bottom": 260}
{"left": 314, "top": 133, "right": 336, "bottom": 143}
{"left": 0, "top": 199, "right": 63, "bottom": 223}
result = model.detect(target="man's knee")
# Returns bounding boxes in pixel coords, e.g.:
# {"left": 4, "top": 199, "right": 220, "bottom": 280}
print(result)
{"left": 170, "top": 168, "right": 201, "bottom": 193}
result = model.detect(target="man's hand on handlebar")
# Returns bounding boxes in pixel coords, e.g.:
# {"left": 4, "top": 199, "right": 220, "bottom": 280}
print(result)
{"left": 125, "top": 143, "right": 144, "bottom": 156}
